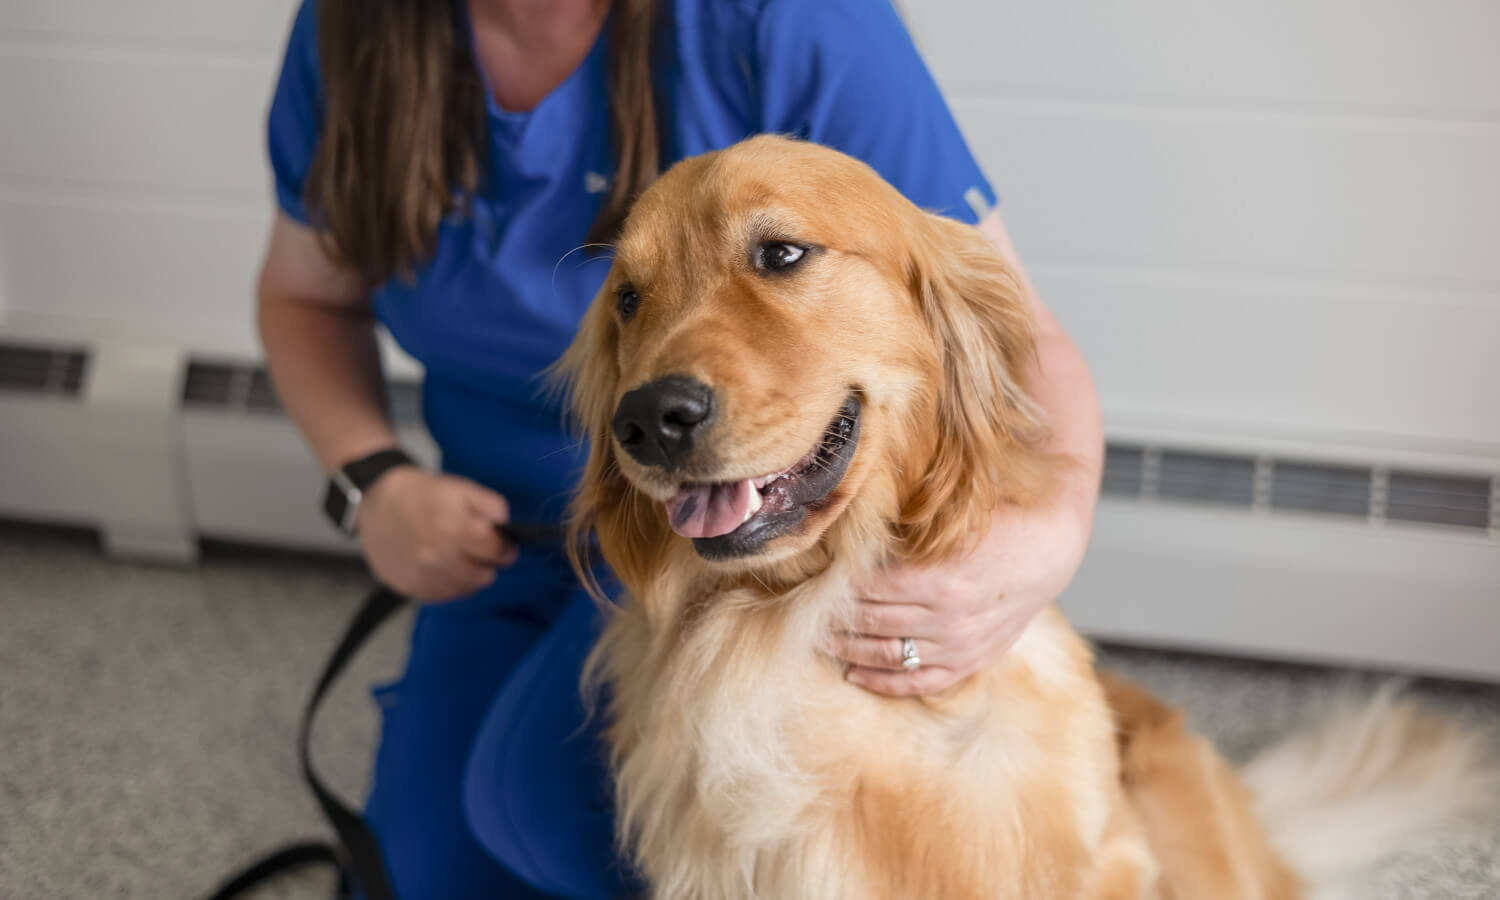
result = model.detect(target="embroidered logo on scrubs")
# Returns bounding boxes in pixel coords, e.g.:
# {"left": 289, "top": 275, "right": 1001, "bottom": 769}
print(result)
{"left": 584, "top": 171, "right": 609, "bottom": 194}
{"left": 964, "top": 186, "right": 992, "bottom": 222}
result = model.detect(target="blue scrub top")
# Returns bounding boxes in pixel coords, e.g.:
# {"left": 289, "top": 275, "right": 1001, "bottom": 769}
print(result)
{"left": 268, "top": 0, "right": 996, "bottom": 527}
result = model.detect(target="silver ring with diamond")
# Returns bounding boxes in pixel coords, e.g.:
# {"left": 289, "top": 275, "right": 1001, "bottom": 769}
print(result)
{"left": 901, "top": 637, "right": 921, "bottom": 671}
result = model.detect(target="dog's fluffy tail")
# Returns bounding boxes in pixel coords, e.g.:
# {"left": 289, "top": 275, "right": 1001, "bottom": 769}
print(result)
{"left": 1241, "top": 682, "right": 1498, "bottom": 900}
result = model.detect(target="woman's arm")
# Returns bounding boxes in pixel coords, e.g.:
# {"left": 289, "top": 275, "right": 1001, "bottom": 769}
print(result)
{"left": 257, "top": 212, "right": 398, "bottom": 472}
{"left": 258, "top": 211, "right": 515, "bottom": 600}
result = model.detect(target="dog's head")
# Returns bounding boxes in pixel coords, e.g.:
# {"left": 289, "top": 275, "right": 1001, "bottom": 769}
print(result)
{"left": 557, "top": 136, "right": 1050, "bottom": 593}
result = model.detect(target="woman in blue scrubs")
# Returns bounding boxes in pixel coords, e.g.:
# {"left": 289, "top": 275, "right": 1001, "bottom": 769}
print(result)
{"left": 258, "top": 1, "right": 1105, "bottom": 897}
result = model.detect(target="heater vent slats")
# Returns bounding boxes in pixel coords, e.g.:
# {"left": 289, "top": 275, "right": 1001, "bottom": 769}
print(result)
{"left": 0, "top": 341, "right": 89, "bottom": 397}
{"left": 1270, "top": 462, "right": 1372, "bottom": 518}
{"left": 1101, "top": 445, "right": 1145, "bottom": 496}
{"left": 1101, "top": 443, "right": 1494, "bottom": 537}
{"left": 1157, "top": 451, "right": 1256, "bottom": 506}
{"left": 180, "top": 362, "right": 236, "bottom": 407}
{"left": 245, "top": 369, "right": 280, "bottom": 412}
{"left": 1386, "top": 472, "right": 1491, "bottom": 529}
{"left": 182, "top": 359, "right": 421, "bottom": 425}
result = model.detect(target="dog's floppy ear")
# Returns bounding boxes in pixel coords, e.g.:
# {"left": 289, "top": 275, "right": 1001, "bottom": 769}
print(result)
{"left": 898, "top": 213, "right": 1052, "bottom": 561}
{"left": 554, "top": 285, "right": 621, "bottom": 481}
{"left": 551, "top": 282, "right": 670, "bottom": 598}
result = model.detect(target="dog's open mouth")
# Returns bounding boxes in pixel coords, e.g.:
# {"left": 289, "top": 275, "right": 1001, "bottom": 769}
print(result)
{"left": 664, "top": 394, "right": 861, "bottom": 559}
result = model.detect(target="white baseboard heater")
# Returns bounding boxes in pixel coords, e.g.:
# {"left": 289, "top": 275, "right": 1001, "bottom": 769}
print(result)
{"left": 2, "top": 335, "right": 1496, "bottom": 681}
{"left": 0, "top": 336, "right": 435, "bottom": 560}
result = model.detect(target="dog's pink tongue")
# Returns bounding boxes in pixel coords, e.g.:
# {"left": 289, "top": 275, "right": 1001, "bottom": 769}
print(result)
{"left": 665, "top": 479, "right": 755, "bottom": 539}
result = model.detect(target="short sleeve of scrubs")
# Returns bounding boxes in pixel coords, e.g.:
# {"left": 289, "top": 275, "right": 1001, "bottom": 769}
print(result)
{"left": 266, "top": 0, "right": 320, "bottom": 225}
{"left": 754, "top": 0, "right": 997, "bottom": 225}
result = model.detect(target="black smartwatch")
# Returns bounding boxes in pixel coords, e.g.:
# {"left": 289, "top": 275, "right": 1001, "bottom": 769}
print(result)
{"left": 322, "top": 448, "right": 416, "bottom": 537}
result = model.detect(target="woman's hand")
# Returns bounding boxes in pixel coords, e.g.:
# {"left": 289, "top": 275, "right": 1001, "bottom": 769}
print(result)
{"left": 357, "top": 467, "right": 518, "bottom": 602}
{"left": 832, "top": 492, "right": 1092, "bottom": 696}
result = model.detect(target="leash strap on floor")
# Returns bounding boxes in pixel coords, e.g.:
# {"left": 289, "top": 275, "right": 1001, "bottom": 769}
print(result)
{"left": 205, "top": 841, "right": 343, "bottom": 899}
{"left": 206, "top": 584, "right": 407, "bottom": 900}
{"left": 204, "top": 523, "right": 565, "bottom": 900}
{"left": 202, "top": 525, "right": 564, "bottom": 894}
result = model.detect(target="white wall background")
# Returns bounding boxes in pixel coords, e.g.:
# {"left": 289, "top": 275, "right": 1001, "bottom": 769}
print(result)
{"left": 0, "top": 0, "right": 297, "bottom": 357}
{"left": 908, "top": 1, "right": 1500, "bottom": 462}
{"left": 2, "top": 0, "right": 1496, "bottom": 457}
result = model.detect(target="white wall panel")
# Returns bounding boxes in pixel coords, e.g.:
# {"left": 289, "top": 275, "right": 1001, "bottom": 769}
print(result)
{"left": 0, "top": 1, "right": 296, "bottom": 53}
{"left": 910, "top": 0, "right": 1500, "bottom": 120}
{"left": 0, "top": 193, "right": 269, "bottom": 350}
{"left": 0, "top": 52, "right": 276, "bottom": 198}
{"left": 958, "top": 101, "right": 1500, "bottom": 290}
{"left": 1034, "top": 265, "right": 1500, "bottom": 449}
{"left": 0, "top": 1, "right": 294, "bottom": 328}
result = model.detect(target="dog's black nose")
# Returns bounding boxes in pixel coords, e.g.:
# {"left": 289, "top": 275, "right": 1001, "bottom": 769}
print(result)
{"left": 611, "top": 375, "right": 715, "bottom": 470}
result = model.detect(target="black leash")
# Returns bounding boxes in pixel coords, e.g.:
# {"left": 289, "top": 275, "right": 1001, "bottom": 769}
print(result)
{"left": 205, "top": 523, "right": 565, "bottom": 900}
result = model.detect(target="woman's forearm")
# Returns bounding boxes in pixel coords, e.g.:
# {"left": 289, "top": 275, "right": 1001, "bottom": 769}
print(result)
{"left": 1026, "top": 325, "right": 1105, "bottom": 526}
{"left": 255, "top": 213, "right": 403, "bottom": 474}
{"left": 257, "top": 283, "right": 399, "bottom": 474}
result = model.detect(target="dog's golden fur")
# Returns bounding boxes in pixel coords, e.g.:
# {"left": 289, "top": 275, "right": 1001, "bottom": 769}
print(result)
{"left": 554, "top": 136, "right": 1495, "bottom": 899}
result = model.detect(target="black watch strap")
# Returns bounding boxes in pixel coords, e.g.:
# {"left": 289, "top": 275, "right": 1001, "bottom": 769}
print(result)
{"left": 323, "top": 448, "right": 415, "bottom": 537}
{"left": 342, "top": 448, "right": 416, "bottom": 491}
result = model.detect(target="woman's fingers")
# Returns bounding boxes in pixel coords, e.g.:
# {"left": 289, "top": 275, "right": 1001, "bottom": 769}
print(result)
{"left": 845, "top": 664, "right": 961, "bottom": 697}
{"left": 457, "top": 515, "right": 517, "bottom": 567}
{"left": 850, "top": 601, "right": 932, "bottom": 638}
{"left": 831, "top": 633, "right": 907, "bottom": 670}
{"left": 449, "top": 557, "right": 500, "bottom": 595}
{"left": 456, "top": 478, "right": 511, "bottom": 524}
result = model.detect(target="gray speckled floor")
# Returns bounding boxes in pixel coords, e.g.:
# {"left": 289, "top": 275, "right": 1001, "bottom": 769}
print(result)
{"left": 1, "top": 520, "right": 1497, "bottom": 899}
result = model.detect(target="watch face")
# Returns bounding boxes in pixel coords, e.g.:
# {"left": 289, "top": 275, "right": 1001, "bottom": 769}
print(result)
{"left": 323, "top": 480, "right": 356, "bottom": 536}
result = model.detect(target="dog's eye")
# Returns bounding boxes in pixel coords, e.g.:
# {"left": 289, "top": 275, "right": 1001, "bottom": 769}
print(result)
{"left": 756, "top": 242, "right": 806, "bottom": 273}
{"left": 617, "top": 284, "right": 641, "bottom": 321}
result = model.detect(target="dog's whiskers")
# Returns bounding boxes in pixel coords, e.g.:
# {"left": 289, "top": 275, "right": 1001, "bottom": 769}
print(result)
{"left": 550, "top": 242, "right": 617, "bottom": 299}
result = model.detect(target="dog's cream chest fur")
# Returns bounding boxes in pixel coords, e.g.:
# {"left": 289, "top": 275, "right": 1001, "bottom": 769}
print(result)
{"left": 591, "top": 568, "right": 1123, "bottom": 900}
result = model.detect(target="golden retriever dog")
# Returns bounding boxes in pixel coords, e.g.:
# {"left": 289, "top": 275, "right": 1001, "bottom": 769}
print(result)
{"left": 555, "top": 135, "right": 1495, "bottom": 899}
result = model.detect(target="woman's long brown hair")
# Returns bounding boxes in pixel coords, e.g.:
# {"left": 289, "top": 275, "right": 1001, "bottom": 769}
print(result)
{"left": 306, "top": 0, "right": 662, "bottom": 287}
